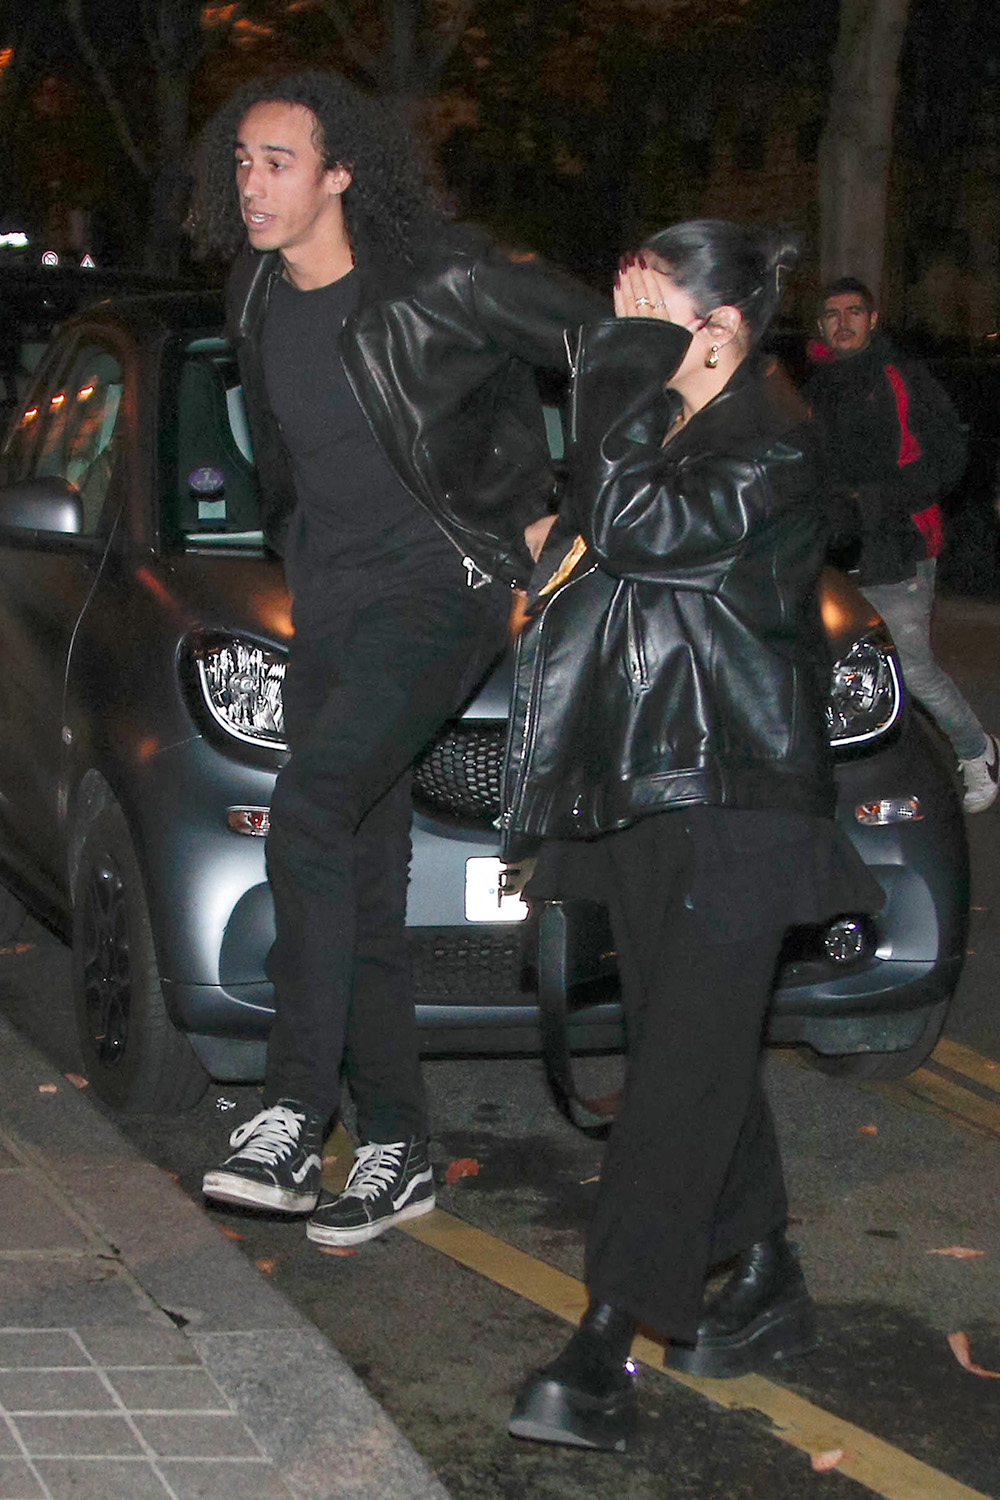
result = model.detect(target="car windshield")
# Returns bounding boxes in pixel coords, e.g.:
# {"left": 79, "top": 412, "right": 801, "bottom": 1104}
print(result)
{"left": 165, "top": 334, "right": 263, "bottom": 547}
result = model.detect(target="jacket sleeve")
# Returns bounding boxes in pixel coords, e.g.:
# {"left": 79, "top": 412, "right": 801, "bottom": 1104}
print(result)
{"left": 468, "top": 248, "right": 609, "bottom": 370}
{"left": 876, "top": 357, "right": 968, "bottom": 510}
{"left": 565, "top": 319, "right": 815, "bottom": 585}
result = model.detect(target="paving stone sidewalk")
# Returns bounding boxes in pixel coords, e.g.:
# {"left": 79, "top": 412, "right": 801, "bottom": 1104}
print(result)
{"left": 0, "top": 1013, "right": 451, "bottom": 1500}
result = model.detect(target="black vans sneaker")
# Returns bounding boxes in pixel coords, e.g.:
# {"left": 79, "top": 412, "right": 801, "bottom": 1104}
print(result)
{"left": 306, "top": 1137, "right": 435, "bottom": 1247}
{"left": 202, "top": 1099, "right": 326, "bottom": 1213}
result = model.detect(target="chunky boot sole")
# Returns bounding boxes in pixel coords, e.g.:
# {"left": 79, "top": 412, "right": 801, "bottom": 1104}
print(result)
{"left": 508, "top": 1372, "right": 637, "bottom": 1452}
{"left": 663, "top": 1294, "right": 818, "bottom": 1378}
{"left": 306, "top": 1191, "right": 436, "bottom": 1247}
{"left": 201, "top": 1171, "right": 320, "bottom": 1215}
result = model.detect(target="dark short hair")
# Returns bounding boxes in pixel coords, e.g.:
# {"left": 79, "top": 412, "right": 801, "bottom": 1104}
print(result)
{"left": 641, "top": 219, "right": 799, "bottom": 346}
{"left": 818, "top": 277, "right": 876, "bottom": 315}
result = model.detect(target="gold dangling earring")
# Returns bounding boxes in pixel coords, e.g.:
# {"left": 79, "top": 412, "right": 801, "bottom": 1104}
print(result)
{"left": 705, "top": 344, "right": 720, "bottom": 369}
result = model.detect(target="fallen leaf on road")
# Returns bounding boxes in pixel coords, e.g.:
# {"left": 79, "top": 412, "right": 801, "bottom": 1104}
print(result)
{"left": 254, "top": 1258, "right": 279, "bottom": 1275}
{"left": 37, "top": 1083, "right": 57, "bottom": 1094}
{"left": 322, "top": 1154, "right": 338, "bottom": 1165}
{"left": 947, "top": 1332, "right": 1000, "bottom": 1378}
{"left": 220, "top": 1225, "right": 243, "bottom": 1241}
{"left": 445, "top": 1157, "right": 480, "bottom": 1184}
{"left": 810, "top": 1449, "right": 846, "bottom": 1473}
{"left": 164, "top": 1172, "right": 180, "bottom": 1184}
{"left": 318, "top": 1246, "right": 357, "bottom": 1257}
{"left": 64, "top": 1073, "right": 88, "bottom": 1089}
{"left": 927, "top": 1246, "right": 984, "bottom": 1259}
{"left": 0, "top": 942, "right": 35, "bottom": 956}
{"left": 858, "top": 1125, "right": 878, "bottom": 1135}
{"left": 580, "top": 1175, "right": 600, "bottom": 1185}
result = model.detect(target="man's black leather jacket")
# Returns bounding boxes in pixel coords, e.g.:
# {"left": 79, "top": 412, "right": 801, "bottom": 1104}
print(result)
{"left": 502, "top": 320, "right": 835, "bottom": 844}
{"left": 226, "top": 234, "right": 606, "bottom": 587}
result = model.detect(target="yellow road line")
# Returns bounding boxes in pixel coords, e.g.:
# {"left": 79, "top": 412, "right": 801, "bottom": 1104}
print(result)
{"left": 871, "top": 1067, "right": 1000, "bottom": 1142}
{"left": 931, "top": 1038, "right": 1000, "bottom": 1095}
{"left": 402, "top": 1209, "right": 995, "bottom": 1500}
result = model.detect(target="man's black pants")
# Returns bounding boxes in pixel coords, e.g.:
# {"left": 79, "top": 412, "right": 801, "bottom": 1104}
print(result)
{"left": 583, "top": 807, "right": 804, "bottom": 1344}
{"left": 263, "top": 557, "right": 509, "bottom": 1141}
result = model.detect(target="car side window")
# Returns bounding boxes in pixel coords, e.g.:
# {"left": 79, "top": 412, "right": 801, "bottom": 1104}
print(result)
{"left": 173, "top": 349, "right": 260, "bottom": 536}
{"left": 29, "top": 343, "right": 124, "bottom": 534}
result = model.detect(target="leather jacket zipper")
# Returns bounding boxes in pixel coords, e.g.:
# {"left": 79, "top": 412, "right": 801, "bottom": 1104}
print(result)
{"left": 500, "top": 560, "right": 599, "bottom": 835}
{"left": 338, "top": 310, "right": 496, "bottom": 590}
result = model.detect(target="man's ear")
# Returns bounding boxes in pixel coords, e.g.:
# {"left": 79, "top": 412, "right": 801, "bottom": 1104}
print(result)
{"left": 325, "top": 164, "right": 353, "bottom": 197}
{"left": 869, "top": 309, "right": 879, "bottom": 332}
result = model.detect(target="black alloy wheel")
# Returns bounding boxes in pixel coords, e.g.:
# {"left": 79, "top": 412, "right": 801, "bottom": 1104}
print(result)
{"left": 72, "top": 803, "right": 208, "bottom": 1113}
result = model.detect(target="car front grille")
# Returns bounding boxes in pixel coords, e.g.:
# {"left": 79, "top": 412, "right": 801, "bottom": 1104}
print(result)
{"left": 412, "top": 721, "right": 505, "bottom": 825}
{"left": 408, "top": 927, "right": 529, "bottom": 1004}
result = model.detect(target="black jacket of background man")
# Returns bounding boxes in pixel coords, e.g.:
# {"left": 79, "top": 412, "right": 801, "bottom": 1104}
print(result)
{"left": 226, "top": 233, "right": 607, "bottom": 588}
{"left": 502, "top": 320, "right": 835, "bottom": 846}
{"left": 804, "top": 329, "right": 968, "bottom": 587}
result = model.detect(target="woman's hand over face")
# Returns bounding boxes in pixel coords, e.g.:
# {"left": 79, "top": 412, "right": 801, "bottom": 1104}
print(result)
{"left": 613, "top": 256, "right": 702, "bottom": 333}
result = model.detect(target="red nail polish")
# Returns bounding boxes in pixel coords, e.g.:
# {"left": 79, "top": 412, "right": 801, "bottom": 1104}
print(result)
{"left": 636, "top": 253, "right": 648, "bottom": 270}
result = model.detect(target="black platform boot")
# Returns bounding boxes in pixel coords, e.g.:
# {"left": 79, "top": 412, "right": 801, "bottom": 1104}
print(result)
{"left": 663, "top": 1229, "right": 818, "bottom": 1378}
{"left": 509, "top": 1302, "right": 638, "bottom": 1451}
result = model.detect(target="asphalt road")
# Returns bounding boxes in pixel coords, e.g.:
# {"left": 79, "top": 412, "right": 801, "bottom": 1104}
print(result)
{"left": 1, "top": 595, "right": 998, "bottom": 1500}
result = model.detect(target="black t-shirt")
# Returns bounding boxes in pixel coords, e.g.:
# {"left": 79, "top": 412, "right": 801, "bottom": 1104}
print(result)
{"left": 261, "top": 269, "right": 453, "bottom": 628}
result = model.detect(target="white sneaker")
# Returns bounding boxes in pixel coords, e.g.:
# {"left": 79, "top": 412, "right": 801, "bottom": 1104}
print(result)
{"left": 960, "top": 734, "right": 1000, "bottom": 814}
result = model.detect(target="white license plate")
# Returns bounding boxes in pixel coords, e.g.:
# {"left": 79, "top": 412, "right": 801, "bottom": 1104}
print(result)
{"left": 464, "top": 857, "right": 530, "bottom": 923}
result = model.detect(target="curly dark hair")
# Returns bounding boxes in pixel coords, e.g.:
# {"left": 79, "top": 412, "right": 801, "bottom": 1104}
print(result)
{"left": 187, "top": 69, "right": 442, "bottom": 275}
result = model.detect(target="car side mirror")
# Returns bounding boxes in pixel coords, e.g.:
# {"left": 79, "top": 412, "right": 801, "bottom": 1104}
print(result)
{"left": 0, "top": 476, "right": 84, "bottom": 536}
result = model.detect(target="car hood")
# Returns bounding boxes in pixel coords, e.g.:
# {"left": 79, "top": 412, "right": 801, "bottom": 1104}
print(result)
{"left": 152, "top": 548, "right": 293, "bottom": 650}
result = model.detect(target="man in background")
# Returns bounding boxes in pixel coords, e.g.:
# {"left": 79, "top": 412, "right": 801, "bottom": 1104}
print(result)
{"left": 806, "top": 276, "right": 997, "bottom": 813}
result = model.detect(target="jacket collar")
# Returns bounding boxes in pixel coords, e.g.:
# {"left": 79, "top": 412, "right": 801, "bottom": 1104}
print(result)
{"left": 665, "top": 354, "right": 807, "bottom": 460}
{"left": 235, "top": 249, "right": 281, "bottom": 341}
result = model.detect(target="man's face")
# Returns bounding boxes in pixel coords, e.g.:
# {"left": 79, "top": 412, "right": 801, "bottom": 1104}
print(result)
{"left": 818, "top": 293, "right": 878, "bottom": 358}
{"left": 234, "top": 101, "right": 350, "bottom": 258}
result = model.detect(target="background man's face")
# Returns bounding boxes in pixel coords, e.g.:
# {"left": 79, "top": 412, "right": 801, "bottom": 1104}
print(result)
{"left": 234, "top": 101, "right": 349, "bottom": 258}
{"left": 818, "top": 293, "right": 878, "bottom": 358}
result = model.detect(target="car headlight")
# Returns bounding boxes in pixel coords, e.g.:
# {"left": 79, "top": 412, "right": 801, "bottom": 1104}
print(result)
{"left": 826, "top": 630, "right": 902, "bottom": 748}
{"left": 193, "top": 636, "right": 287, "bottom": 748}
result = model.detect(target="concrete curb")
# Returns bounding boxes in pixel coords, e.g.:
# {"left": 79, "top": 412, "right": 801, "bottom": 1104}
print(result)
{"left": 0, "top": 1012, "right": 451, "bottom": 1500}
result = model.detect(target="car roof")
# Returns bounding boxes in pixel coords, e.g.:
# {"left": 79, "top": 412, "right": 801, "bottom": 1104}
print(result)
{"left": 58, "top": 289, "right": 226, "bottom": 345}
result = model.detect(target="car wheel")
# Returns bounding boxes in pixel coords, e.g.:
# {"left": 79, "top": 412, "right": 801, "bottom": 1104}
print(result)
{"left": 72, "top": 803, "right": 208, "bottom": 1113}
{"left": 809, "top": 997, "right": 950, "bottom": 1081}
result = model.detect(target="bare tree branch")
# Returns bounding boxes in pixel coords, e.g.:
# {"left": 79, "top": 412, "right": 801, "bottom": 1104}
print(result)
{"left": 419, "top": 0, "right": 474, "bottom": 90}
{"left": 64, "top": 0, "right": 151, "bottom": 178}
{"left": 316, "top": 0, "right": 381, "bottom": 81}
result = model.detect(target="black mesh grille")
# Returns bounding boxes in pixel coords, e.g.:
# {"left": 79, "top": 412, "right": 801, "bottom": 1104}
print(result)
{"left": 412, "top": 721, "right": 505, "bottom": 825}
{"left": 408, "top": 927, "right": 528, "bottom": 1003}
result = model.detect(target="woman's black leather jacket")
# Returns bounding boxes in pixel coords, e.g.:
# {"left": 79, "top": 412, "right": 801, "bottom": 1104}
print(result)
{"left": 226, "top": 234, "right": 606, "bottom": 587}
{"left": 502, "top": 319, "right": 835, "bottom": 845}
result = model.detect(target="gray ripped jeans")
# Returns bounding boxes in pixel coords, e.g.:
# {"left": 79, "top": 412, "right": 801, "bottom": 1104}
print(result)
{"left": 862, "top": 559, "right": 987, "bottom": 763}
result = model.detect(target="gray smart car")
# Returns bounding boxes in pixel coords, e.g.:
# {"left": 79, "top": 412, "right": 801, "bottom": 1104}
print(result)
{"left": 0, "top": 293, "right": 968, "bottom": 1112}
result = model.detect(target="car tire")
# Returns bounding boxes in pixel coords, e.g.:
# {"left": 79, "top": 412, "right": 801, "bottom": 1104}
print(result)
{"left": 72, "top": 803, "right": 209, "bottom": 1113}
{"left": 809, "top": 997, "right": 950, "bottom": 1081}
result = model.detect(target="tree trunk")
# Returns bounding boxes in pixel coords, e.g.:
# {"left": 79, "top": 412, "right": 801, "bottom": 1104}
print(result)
{"left": 817, "top": 0, "right": 910, "bottom": 299}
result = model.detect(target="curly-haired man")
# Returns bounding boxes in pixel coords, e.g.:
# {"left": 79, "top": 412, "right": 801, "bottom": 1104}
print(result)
{"left": 194, "top": 71, "right": 603, "bottom": 1247}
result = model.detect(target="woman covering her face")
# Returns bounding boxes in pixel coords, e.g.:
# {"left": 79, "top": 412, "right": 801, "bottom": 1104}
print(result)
{"left": 503, "top": 219, "right": 882, "bottom": 1452}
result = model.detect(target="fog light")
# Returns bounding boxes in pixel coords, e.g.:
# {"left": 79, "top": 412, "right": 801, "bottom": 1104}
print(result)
{"left": 227, "top": 806, "right": 270, "bottom": 837}
{"left": 824, "top": 918, "right": 868, "bottom": 964}
{"left": 855, "top": 797, "right": 922, "bottom": 825}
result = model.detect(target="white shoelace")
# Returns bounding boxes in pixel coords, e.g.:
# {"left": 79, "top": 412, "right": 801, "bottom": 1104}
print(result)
{"left": 341, "top": 1142, "right": 407, "bottom": 1202}
{"left": 228, "top": 1105, "right": 304, "bottom": 1166}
